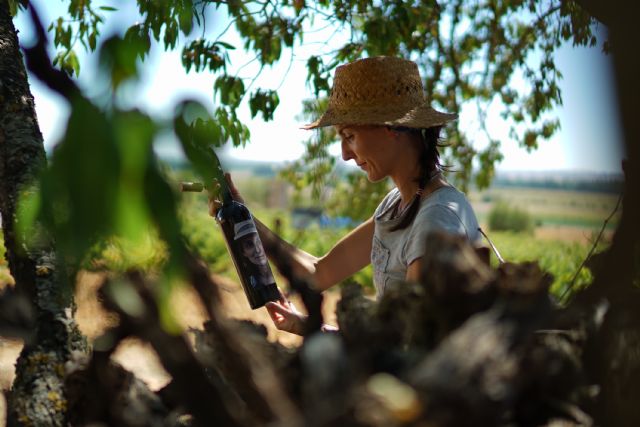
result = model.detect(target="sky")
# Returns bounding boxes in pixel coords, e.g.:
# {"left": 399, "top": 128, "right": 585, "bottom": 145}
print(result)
{"left": 13, "top": 1, "right": 626, "bottom": 175}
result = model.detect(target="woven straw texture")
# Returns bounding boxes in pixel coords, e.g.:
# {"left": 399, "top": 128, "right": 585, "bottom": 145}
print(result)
{"left": 303, "top": 56, "right": 457, "bottom": 129}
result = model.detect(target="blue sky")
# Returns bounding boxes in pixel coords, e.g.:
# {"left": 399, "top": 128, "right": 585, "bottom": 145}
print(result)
{"left": 14, "top": 1, "right": 626, "bottom": 175}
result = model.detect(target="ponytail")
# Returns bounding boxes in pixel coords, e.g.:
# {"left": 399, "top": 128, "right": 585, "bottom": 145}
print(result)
{"left": 389, "top": 126, "right": 446, "bottom": 231}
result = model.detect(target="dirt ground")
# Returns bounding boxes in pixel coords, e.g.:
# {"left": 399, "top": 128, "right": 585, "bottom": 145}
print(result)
{"left": 533, "top": 224, "right": 613, "bottom": 244}
{"left": 0, "top": 271, "right": 341, "bottom": 426}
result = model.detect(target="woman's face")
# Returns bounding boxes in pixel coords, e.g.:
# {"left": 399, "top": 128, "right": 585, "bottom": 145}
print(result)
{"left": 240, "top": 233, "right": 267, "bottom": 266}
{"left": 336, "top": 125, "right": 405, "bottom": 182}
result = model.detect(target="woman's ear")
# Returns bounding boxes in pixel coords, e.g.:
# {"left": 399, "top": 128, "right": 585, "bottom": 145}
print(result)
{"left": 388, "top": 126, "right": 409, "bottom": 143}
{"left": 385, "top": 126, "right": 401, "bottom": 139}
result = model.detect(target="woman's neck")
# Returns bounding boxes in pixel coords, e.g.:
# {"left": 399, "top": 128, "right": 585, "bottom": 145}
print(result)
{"left": 391, "top": 166, "right": 445, "bottom": 211}
{"left": 390, "top": 153, "right": 422, "bottom": 205}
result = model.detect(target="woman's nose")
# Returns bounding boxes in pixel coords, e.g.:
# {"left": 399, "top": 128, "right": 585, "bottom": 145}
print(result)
{"left": 341, "top": 139, "right": 354, "bottom": 161}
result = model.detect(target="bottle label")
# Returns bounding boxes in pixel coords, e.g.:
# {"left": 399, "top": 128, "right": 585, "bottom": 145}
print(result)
{"left": 232, "top": 219, "right": 276, "bottom": 289}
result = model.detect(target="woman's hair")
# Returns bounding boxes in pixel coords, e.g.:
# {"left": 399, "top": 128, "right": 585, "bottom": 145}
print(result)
{"left": 389, "top": 126, "right": 447, "bottom": 231}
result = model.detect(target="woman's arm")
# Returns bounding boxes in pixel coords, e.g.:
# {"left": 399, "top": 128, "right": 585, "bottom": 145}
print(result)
{"left": 257, "top": 216, "right": 373, "bottom": 335}
{"left": 406, "top": 257, "right": 422, "bottom": 282}
{"left": 254, "top": 215, "right": 374, "bottom": 291}
{"left": 312, "top": 217, "right": 374, "bottom": 290}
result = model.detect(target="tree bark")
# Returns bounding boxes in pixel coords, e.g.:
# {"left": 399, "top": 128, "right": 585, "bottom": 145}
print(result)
{"left": 0, "top": 2, "right": 86, "bottom": 426}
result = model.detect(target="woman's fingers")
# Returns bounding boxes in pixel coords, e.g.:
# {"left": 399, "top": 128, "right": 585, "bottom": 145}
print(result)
{"left": 266, "top": 302, "right": 291, "bottom": 328}
{"left": 266, "top": 301, "right": 290, "bottom": 319}
{"left": 265, "top": 301, "right": 305, "bottom": 335}
{"left": 266, "top": 305, "right": 284, "bottom": 323}
{"left": 207, "top": 180, "right": 223, "bottom": 217}
{"left": 208, "top": 198, "right": 222, "bottom": 217}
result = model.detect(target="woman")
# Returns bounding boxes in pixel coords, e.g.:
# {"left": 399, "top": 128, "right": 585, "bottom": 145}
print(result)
{"left": 213, "top": 56, "right": 480, "bottom": 335}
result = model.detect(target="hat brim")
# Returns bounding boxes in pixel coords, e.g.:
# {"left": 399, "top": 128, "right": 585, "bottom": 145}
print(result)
{"left": 302, "top": 104, "right": 457, "bottom": 130}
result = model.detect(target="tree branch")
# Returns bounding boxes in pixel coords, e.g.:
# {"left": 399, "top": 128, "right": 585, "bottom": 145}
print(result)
{"left": 23, "top": 2, "right": 80, "bottom": 100}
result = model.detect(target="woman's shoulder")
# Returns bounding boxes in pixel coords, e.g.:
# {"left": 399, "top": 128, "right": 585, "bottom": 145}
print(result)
{"left": 422, "top": 185, "right": 471, "bottom": 210}
{"left": 414, "top": 185, "right": 479, "bottom": 240}
{"left": 415, "top": 185, "right": 474, "bottom": 224}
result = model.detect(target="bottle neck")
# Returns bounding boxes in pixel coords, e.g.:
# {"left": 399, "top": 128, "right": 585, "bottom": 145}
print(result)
{"left": 221, "top": 187, "right": 234, "bottom": 205}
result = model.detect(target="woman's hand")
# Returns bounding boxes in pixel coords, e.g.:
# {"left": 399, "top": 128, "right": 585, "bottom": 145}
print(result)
{"left": 208, "top": 173, "right": 245, "bottom": 216}
{"left": 265, "top": 296, "right": 307, "bottom": 336}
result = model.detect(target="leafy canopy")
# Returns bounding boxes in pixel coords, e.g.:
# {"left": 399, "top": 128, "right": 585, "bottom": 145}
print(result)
{"left": 17, "top": 0, "right": 602, "bottom": 221}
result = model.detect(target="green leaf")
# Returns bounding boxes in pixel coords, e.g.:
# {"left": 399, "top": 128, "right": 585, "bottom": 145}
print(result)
{"left": 89, "top": 32, "right": 97, "bottom": 50}
{"left": 249, "top": 89, "right": 280, "bottom": 121}
{"left": 215, "top": 41, "right": 236, "bottom": 50}
{"left": 15, "top": 186, "right": 43, "bottom": 249}
{"left": 173, "top": 100, "right": 226, "bottom": 187}
{"left": 111, "top": 111, "right": 157, "bottom": 241}
{"left": 38, "top": 97, "right": 120, "bottom": 259}
{"left": 214, "top": 75, "right": 245, "bottom": 108}
{"left": 523, "top": 130, "right": 538, "bottom": 150}
{"left": 178, "top": 1, "right": 194, "bottom": 35}
{"left": 99, "top": 35, "right": 142, "bottom": 89}
{"left": 99, "top": 6, "right": 118, "bottom": 11}
{"left": 66, "top": 50, "right": 80, "bottom": 76}
{"left": 124, "top": 24, "right": 151, "bottom": 60}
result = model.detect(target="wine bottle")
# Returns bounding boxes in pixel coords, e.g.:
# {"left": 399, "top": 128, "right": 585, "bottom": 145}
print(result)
{"left": 180, "top": 181, "right": 280, "bottom": 309}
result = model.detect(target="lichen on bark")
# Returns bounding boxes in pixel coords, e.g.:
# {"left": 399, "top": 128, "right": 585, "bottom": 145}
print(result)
{"left": 0, "top": 2, "right": 86, "bottom": 425}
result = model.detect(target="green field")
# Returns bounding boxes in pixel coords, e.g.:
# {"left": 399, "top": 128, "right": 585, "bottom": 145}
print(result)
{"left": 469, "top": 186, "right": 621, "bottom": 231}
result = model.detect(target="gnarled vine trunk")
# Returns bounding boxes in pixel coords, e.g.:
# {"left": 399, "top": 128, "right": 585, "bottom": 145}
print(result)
{"left": 0, "top": 2, "right": 85, "bottom": 425}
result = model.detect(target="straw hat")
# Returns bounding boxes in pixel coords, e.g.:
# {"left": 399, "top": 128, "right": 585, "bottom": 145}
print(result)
{"left": 234, "top": 219, "right": 258, "bottom": 240}
{"left": 302, "top": 56, "right": 457, "bottom": 130}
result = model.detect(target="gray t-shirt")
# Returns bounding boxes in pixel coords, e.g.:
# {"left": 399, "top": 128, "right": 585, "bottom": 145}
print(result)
{"left": 371, "top": 186, "right": 480, "bottom": 297}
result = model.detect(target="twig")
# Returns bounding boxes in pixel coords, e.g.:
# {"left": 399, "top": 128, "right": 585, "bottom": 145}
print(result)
{"left": 24, "top": 3, "right": 80, "bottom": 99}
{"left": 275, "top": 47, "right": 296, "bottom": 91}
{"left": 560, "top": 192, "right": 623, "bottom": 301}
{"left": 477, "top": 227, "right": 505, "bottom": 264}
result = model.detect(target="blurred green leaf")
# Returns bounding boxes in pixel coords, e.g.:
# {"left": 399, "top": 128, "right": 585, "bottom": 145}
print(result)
{"left": 157, "top": 273, "right": 183, "bottom": 334}
{"left": 112, "top": 110, "right": 157, "bottom": 242}
{"left": 66, "top": 50, "right": 80, "bottom": 76}
{"left": 181, "top": 39, "right": 226, "bottom": 73}
{"left": 214, "top": 75, "right": 245, "bottom": 108}
{"left": 99, "top": 35, "right": 142, "bottom": 89}
{"left": 173, "top": 100, "right": 226, "bottom": 187}
{"left": 178, "top": 0, "right": 194, "bottom": 35}
{"left": 38, "top": 97, "right": 120, "bottom": 259}
{"left": 249, "top": 89, "right": 280, "bottom": 121}
{"left": 15, "top": 185, "right": 44, "bottom": 251}
{"left": 124, "top": 24, "right": 151, "bottom": 60}
{"left": 215, "top": 41, "right": 236, "bottom": 50}
{"left": 7, "top": 0, "right": 28, "bottom": 16}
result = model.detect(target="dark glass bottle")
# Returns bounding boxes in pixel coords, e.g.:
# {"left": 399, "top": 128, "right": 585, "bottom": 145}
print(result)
{"left": 216, "top": 191, "right": 280, "bottom": 309}
{"left": 181, "top": 181, "right": 280, "bottom": 309}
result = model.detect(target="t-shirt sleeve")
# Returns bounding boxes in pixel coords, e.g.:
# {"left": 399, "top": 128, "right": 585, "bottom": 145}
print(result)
{"left": 404, "top": 204, "right": 466, "bottom": 265}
